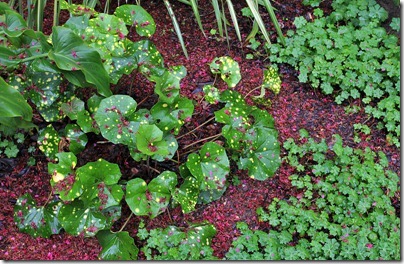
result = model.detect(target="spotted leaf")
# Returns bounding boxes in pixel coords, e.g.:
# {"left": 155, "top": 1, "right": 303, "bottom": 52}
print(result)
{"left": 172, "top": 175, "right": 200, "bottom": 214}
{"left": 114, "top": 5, "right": 156, "bottom": 37}
{"left": 151, "top": 97, "right": 194, "bottom": 135}
{"left": 94, "top": 95, "right": 139, "bottom": 145}
{"left": 126, "top": 171, "right": 177, "bottom": 218}
{"left": 203, "top": 85, "right": 220, "bottom": 104}
{"left": 59, "top": 199, "right": 108, "bottom": 237}
{"left": 209, "top": 56, "right": 241, "bottom": 88}
{"left": 186, "top": 142, "right": 230, "bottom": 204}
{"left": 153, "top": 66, "right": 187, "bottom": 104}
{"left": 97, "top": 230, "right": 139, "bottom": 260}
{"left": 48, "top": 152, "right": 82, "bottom": 201}
{"left": 64, "top": 124, "right": 88, "bottom": 154}
{"left": 37, "top": 124, "right": 60, "bottom": 159}
{"left": 76, "top": 158, "right": 122, "bottom": 186}
{"left": 14, "top": 193, "right": 62, "bottom": 238}
{"left": 61, "top": 97, "right": 85, "bottom": 121}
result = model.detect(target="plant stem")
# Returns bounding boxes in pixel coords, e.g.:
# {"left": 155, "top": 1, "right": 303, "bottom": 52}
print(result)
{"left": 118, "top": 212, "right": 133, "bottom": 232}
{"left": 177, "top": 116, "right": 216, "bottom": 140}
{"left": 183, "top": 133, "right": 222, "bottom": 149}
{"left": 243, "top": 85, "right": 262, "bottom": 99}
{"left": 20, "top": 53, "right": 48, "bottom": 63}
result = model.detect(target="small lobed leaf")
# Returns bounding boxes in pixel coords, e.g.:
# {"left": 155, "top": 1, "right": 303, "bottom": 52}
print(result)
{"left": 209, "top": 56, "right": 241, "bottom": 88}
{"left": 114, "top": 5, "right": 156, "bottom": 37}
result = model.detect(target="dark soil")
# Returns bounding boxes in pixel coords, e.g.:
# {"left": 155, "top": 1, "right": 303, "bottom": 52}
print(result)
{"left": 0, "top": 0, "right": 400, "bottom": 260}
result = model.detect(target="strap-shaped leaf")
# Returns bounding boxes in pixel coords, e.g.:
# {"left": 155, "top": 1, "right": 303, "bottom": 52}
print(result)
{"left": 48, "top": 26, "right": 111, "bottom": 97}
{"left": 59, "top": 199, "right": 108, "bottom": 237}
{"left": 97, "top": 230, "right": 139, "bottom": 260}
{"left": 94, "top": 95, "right": 139, "bottom": 145}
{"left": 126, "top": 171, "right": 177, "bottom": 218}
{"left": 0, "top": 77, "right": 32, "bottom": 122}
{"left": 14, "top": 193, "right": 63, "bottom": 238}
{"left": 115, "top": 5, "right": 156, "bottom": 37}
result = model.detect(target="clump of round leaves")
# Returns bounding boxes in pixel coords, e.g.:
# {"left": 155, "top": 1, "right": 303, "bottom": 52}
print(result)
{"left": 173, "top": 142, "right": 229, "bottom": 213}
{"left": 215, "top": 90, "right": 281, "bottom": 180}
{"left": 37, "top": 124, "right": 60, "bottom": 160}
{"left": 138, "top": 222, "right": 216, "bottom": 260}
{"left": 125, "top": 171, "right": 177, "bottom": 218}
{"left": 14, "top": 193, "right": 63, "bottom": 238}
{"left": 209, "top": 56, "right": 241, "bottom": 88}
{"left": 97, "top": 230, "right": 139, "bottom": 260}
{"left": 94, "top": 94, "right": 139, "bottom": 145}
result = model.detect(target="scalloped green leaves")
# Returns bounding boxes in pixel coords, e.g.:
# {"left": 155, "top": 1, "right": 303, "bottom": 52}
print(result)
{"left": 115, "top": 5, "right": 156, "bottom": 37}
{"left": 97, "top": 230, "right": 139, "bottom": 260}
{"left": 64, "top": 124, "right": 88, "bottom": 154}
{"left": 172, "top": 175, "right": 200, "bottom": 214}
{"left": 126, "top": 171, "right": 177, "bottom": 218}
{"left": 94, "top": 95, "right": 138, "bottom": 145}
{"left": 151, "top": 97, "right": 194, "bottom": 135}
{"left": 14, "top": 194, "right": 63, "bottom": 238}
{"left": 209, "top": 56, "right": 241, "bottom": 88}
{"left": 215, "top": 90, "right": 281, "bottom": 180}
{"left": 48, "top": 26, "right": 111, "bottom": 97}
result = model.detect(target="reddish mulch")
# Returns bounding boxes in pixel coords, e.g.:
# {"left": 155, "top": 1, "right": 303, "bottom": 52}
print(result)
{"left": 0, "top": 0, "right": 400, "bottom": 260}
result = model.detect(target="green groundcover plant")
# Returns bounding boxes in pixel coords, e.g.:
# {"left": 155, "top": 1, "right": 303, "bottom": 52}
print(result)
{"left": 3, "top": 2, "right": 283, "bottom": 259}
{"left": 226, "top": 131, "right": 400, "bottom": 260}
{"left": 269, "top": 0, "right": 400, "bottom": 147}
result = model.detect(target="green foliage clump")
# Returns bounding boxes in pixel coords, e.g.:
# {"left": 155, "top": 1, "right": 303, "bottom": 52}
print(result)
{"left": 269, "top": 0, "right": 400, "bottom": 147}
{"left": 227, "top": 131, "right": 400, "bottom": 260}
{"left": 137, "top": 221, "right": 217, "bottom": 260}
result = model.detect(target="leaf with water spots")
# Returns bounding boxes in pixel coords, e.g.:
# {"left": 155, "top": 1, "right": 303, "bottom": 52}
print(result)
{"left": 48, "top": 152, "right": 82, "bottom": 201}
{"left": 114, "top": 5, "right": 156, "bottom": 37}
{"left": 94, "top": 95, "right": 139, "bottom": 145}
{"left": 153, "top": 66, "right": 187, "bottom": 104}
{"left": 64, "top": 124, "right": 88, "bottom": 154}
{"left": 209, "top": 56, "right": 241, "bottom": 88}
{"left": 97, "top": 230, "right": 139, "bottom": 260}
{"left": 59, "top": 199, "right": 108, "bottom": 237}
{"left": 14, "top": 193, "right": 62, "bottom": 238}
{"left": 125, "top": 171, "right": 177, "bottom": 218}
{"left": 37, "top": 124, "right": 60, "bottom": 159}
{"left": 151, "top": 97, "right": 194, "bottom": 135}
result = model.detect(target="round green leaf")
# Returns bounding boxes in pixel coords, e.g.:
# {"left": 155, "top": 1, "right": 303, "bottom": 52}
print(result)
{"left": 209, "top": 56, "right": 241, "bottom": 88}
{"left": 37, "top": 124, "right": 60, "bottom": 159}
{"left": 97, "top": 230, "right": 139, "bottom": 260}
{"left": 14, "top": 194, "right": 62, "bottom": 238}
{"left": 114, "top": 5, "right": 156, "bottom": 37}
{"left": 135, "top": 124, "right": 168, "bottom": 157}
{"left": 65, "top": 124, "right": 88, "bottom": 154}
{"left": 94, "top": 95, "right": 139, "bottom": 145}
